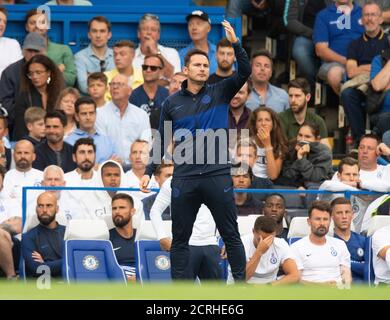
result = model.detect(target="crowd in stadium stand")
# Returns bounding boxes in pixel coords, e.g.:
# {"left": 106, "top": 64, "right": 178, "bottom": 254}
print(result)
{"left": 0, "top": 0, "right": 390, "bottom": 287}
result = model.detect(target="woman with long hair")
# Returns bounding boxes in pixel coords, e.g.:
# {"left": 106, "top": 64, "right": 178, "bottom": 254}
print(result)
{"left": 246, "top": 106, "right": 288, "bottom": 186}
{"left": 55, "top": 87, "right": 80, "bottom": 137}
{"left": 13, "top": 54, "right": 64, "bottom": 140}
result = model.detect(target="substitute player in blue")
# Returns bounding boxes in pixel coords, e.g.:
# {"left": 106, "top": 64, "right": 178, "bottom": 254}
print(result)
{"left": 331, "top": 197, "right": 367, "bottom": 283}
{"left": 140, "top": 21, "right": 250, "bottom": 281}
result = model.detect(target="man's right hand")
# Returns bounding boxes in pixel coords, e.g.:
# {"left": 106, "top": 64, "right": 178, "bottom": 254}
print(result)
{"left": 256, "top": 235, "right": 274, "bottom": 255}
{"left": 140, "top": 175, "right": 151, "bottom": 193}
{"left": 160, "top": 238, "right": 172, "bottom": 251}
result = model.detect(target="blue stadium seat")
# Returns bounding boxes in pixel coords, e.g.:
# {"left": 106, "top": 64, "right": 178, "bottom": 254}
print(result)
{"left": 218, "top": 238, "right": 228, "bottom": 281}
{"left": 135, "top": 240, "right": 171, "bottom": 283}
{"left": 363, "top": 236, "right": 375, "bottom": 285}
{"left": 62, "top": 239, "right": 126, "bottom": 283}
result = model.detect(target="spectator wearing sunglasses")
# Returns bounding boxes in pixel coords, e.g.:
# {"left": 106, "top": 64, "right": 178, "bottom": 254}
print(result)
{"left": 129, "top": 55, "right": 169, "bottom": 129}
{"left": 104, "top": 40, "right": 144, "bottom": 102}
{"left": 75, "top": 16, "right": 115, "bottom": 94}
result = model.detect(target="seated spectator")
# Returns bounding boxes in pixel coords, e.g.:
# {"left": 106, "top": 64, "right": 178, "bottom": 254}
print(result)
{"left": 370, "top": 47, "right": 390, "bottom": 116}
{"left": 133, "top": 14, "right": 181, "bottom": 82}
{"left": 109, "top": 193, "right": 137, "bottom": 281}
{"left": 372, "top": 223, "right": 390, "bottom": 285}
{"left": 87, "top": 72, "right": 107, "bottom": 108}
{"left": 142, "top": 161, "right": 173, "bottom": 220}
{"left": 341, "top": 1, "right": 389, "bottom": 144}
{"left": 262, "top": 194, "right": 289, "bottom": 241}
{"left": 66, "top": 97, "right": 119, "bottom": 164}
{"left": 229, "top": 82, "right": 251, "bottom": 131}
{"left": 75, "top": 16, "right": 114, "bottom": 94}
{"left": 228, "top": 216, "right": 299, "bottom": 285}
{"left": 331, "top": 197, "right": 367, "bottom": 283}
{"left": 277, "top": 122, "right": 333, "bottom": 187}
{"left": 232, "top": 166, "right": 263, "bottom": 216}
{"left": 25, "top": 9, "right": 76, "bottom": 87}
{"left": 45, "top": 0, "right": 92, "bottom": 5}
{"left": 0, "top": 32, "right": 46, "bottom": 125}
{"left": 168, "top": 72, "right": 187, "bottom": 95}
{"left": 291, "top": 201, "right": 352, "bottom": 287}
{"left": 23, "top": 107, "right": 46, "bottom": 146}
{"left": 33, "top": 111, "right": 76, "bottom": 173}
{"left": 247, "top": 106, "right": 287, "bottom": 184}
{"left": 13, "top": 54, "right": 64, "bottom": 141}
{"left": 0, "top": 7, "right": 22, "bottom": 78}
{"left": 246, "top": 50, "right": 289, "bottom": 113}
{"left": 314, "top": 0, "right": 364, "bottom": 95}
{"left": 280, "top": 78, "right": 329, "bottom": 146}
{"left": 22, "top": 191, "right": 65, "bottom": 278}
{"left": 207, "top": 38, "right": 236, "bottom": 84}
{"left": 55, "top": 88, "right": 80, "bottom": 138}
{"left": 0, "top": 114, "right": 10, "bottom": 170}
{"left": 104, "top": 40, "right": 143, "bottom": 101}
{"left": 96, "top": 74, "right": 151, "bottom": 166}
{"left": 129, "top": 54, "right": 169, "bottom": 127}
{"left": 284, "top": 0, "right": 328, "bottom": 85}
{"left": 179, "top": 10, "right": 217, "bottom": 74}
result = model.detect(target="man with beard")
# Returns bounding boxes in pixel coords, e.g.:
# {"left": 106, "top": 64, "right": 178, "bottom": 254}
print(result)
{"left": 109, "top": 193, "right": 137, "bottom": 281}
{"left": 3, "top": 140, "right": 42, "bottom": 207}
{"left": 22, "top": 191, "right": 65, "bottom": 278}
{"left": 208, "top": 38, "right": 236, "bottom": 84}
{"left": 228, "top": 82, "right": 251, "bottom": 131}
{"left": 262, "top": 194, "right": 288, "bottom": 241}
{"left": 33, "top": 111, "right": 76, "bottom": 173}
{"left": 291, "top": 201, "right": 352, "bottom": 287}
{"left": 279, "top": 78, "right": 329, "bottom": 146}
{"left": 64, "top": 138, "right": 97, "bottom": 187}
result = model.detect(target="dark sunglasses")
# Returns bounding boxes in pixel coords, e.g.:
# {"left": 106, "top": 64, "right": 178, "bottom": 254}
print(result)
{"left": 142, "top": 64, "right": 162, "bottom": 71}
{"left": 99, "top": 60, "right": 106, "bottom": 72}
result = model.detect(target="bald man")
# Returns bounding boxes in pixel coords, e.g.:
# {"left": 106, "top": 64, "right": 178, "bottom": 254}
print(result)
{"left": 22, "top": 191, "right": 65, "bottom": 278}
{"left": 3, "top": 140, "right": 42, "bottom": 206}
{"left": 96, "top": 74, "right": 151, "bottom": 165}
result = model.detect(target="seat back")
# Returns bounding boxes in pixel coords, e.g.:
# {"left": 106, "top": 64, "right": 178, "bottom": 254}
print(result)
{"left": 367, "top": 216, "right": 390, "bottom": 237}
{"left": 63, "top": 239, "right": 126, "bottom": 283}
{"left": 135, "top": 240, "right": 171, "bottom": 283}
{"left": 237, "top": 215, "right": 262, "bottom": 236}
{"left": 135, "top": 219, "right": 172, "bottom": 241}
{"left": 64, "top": 219, "right": 109, "bottom": 240}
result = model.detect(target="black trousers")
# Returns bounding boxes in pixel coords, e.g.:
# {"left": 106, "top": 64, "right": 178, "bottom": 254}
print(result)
{"left": 187, "top": 245, "right": 222, "bottom": 280}
{"left": 170, "top": 174, "right": 245, "bottom": 281}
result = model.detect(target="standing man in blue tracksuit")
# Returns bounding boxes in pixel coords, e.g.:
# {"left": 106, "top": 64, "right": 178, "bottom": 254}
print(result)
{"left": 140, "top": 21, "right": 251, "bottom": 281}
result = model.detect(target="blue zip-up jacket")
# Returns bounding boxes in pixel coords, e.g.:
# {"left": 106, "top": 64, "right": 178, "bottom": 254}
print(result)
{"left": 146, "top": 41, "right": 251, "bottom": 178}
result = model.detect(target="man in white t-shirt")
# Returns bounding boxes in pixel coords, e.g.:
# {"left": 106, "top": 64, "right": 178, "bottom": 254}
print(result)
{"left": 3, "top": 140, "right": 42, "bottom": 207}
{"left": 372, "top": 224, "right": 390, "bottom": 285}
{"left": 291, "top": 200, "right": 352, "bottom": 288}
{"left": 229, "top": 215, "right": 299, "bottom": 285}
{"left": 0, "top": 7, "right": 23, "bottom": 77}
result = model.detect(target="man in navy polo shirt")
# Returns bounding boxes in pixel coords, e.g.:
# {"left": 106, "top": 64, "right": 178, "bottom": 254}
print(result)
{"left": 314, "top": 0, "right": 364, "bottom": 95}
{"left": 341, "top": 1, "right": 389, "bottom": 144}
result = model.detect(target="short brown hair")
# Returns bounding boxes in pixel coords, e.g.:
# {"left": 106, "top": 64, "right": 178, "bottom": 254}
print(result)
{"left": 154, "top": 161, "right": 174, "bottom": 176}
{"left": 308, "top": 200, "right": 331, "bottom": 218}
{"left": 253, "top": 216, "right": 277, "bottom": 233}
{"left": 88, "top": 16, "right": 111, "bottom": 32}
{"left": 112, "top": 193, "right": 134, "bottom": 208}
{"left": 87, "top": 72, "right": 108, "bottom": 86}
{"left": 0, "top": 7, "right": 8, "bottom": 18}
{"left": 184, "top": 48, "right": 209, "bottom": 67}
{"left": 288, "top": 77, "right": 311, "bottom": 96}
{"left": 338, "top": 157, "right": 359, "bottom": 173}
{"left": 216, "top": 38, "right": 233, "bottom": 51}
{"left": 251, "top": 49, "right": 273, "bottom": 68}
{"left": 24, "top": 107, "right": 46, "bottom": 125}
{"left": 114, "top": 40, "right": 136, "bottom": 50}
{"left": 330, "top": 197, "right": 351, "bottom": 213}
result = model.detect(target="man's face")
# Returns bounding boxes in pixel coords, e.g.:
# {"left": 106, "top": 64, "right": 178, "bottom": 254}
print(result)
{"left": 26, "top": 13, "right": 48, "bottom": 37}
{"left": 88, "top": 20, "right": 112, "bottom": 49}
{"left": 45, "top": 118, "right": 64, "bottom": 144}
{"left": 23, "top": 48, "right": 45, "bottom": 62}
{"left": 263, "top": 196, "right": 285, "bottom": 224}
{"left": 236, "top": 146, "right": 257, "bottom": 168}
{"left": 73, "top": 144, "right": 96, "bottom": 172}
{"left": 184, "top": 54, "right": 209, "bottom": 83}
{"left": 112, "top": 198, "right": 134, "bottom": 228}
{"left": 358, "top": 137, "right": 378, "bottom": 170}
{"left": 36, "top": 193, "right": 57, "bottom": 226}
{"left": 42, "top": 169, "right": 65, "bottom": 187}
{"left": 168, "top": 74, "right": 187, "bottom": 95}
{"left": 251, "top": 55, "right": 272, "bottom": 84}
{"left": 102, "top": 166, "right": 121, "bottom": 188}
{"left": 154, "top": 166, "right": 174, "bottom": 188}
{"left": 130, "top": 142, "right": 149, "bottom": 171}
{"left": 113, "top": 46, "right": 134, "bottom": 70}
{"left": 338, "top": 164, "right": 359, "bottom": 183}
{"left": 252, "top": 230, "right": 275, "bottom": 248}
{"left": 138, "top": 19, "right": 160, "bottom": 43}
{"left": 88, "top": 79, "right": 107, "bottom": 101}
{"left": 110, "top": 75, "right": 132, "bottom": 101}
{"left": 308, "top": 209, "right": 330, "bottom": 237}
{"left": 216, "top": 46, "right": 235, "bottom": 72}
{"left": 188, "top": 17, "right": 210, "bottom": 42}
{"left": 332, "top": 203, "right": 353, "bottom": 232}
{"left": 75, "top": 103, "right": 96, "bottom": 132}
{"left": 14, "top": 142, "right": 35, "bottom": 171}
{"left": 232, "top": 173, "right": 251, "bottom": 189}
{"left": 142, "top": 56, "right": 163, "bottom": 83}
{"left": 230, "top": 83, "right": 249, "bottom": 109}
{"left": 288, "top": 87, "right": 309, "bottom": 114}
{"left": 0, "top": 11, "right": 7, "bottom": 38}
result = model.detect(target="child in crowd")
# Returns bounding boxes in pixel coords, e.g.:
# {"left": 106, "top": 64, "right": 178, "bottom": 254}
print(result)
{"left": 23, "top": 107, "right": 46, "bottom": 146}
{"left": 55, "top": 87, "right": 80, "bottom": 138}
{"left": 87, "top": 72, "right": 108, "bottom": 108}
